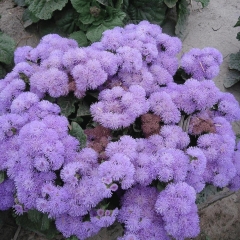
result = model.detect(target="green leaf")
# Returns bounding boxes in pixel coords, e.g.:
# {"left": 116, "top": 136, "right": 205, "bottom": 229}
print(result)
{"left": 16, "top": 212, "right": 58, "bottom": 239}
{"left": 72, "top": 0, "right": 104, "bottom": 25}
{"left": 236, "top": 32, "right": 240, "bottom": 41}
{"left": 124, "top": 0, "right": 167, "bottom": 25}
{"left": 41, "top": 214, "right": 50, "bottom": 231}
{"left": 57, "top": 94, "right": 78, "bottom": 117}
{"left": 25, "top": 0, "right": 68, "bottom": 20}
{"left": 22, "top": 9, "right": 40, "bottom": 28}
{"left": 77, "top": 100, "right": 91, "bottom": 117}
{"left": 96, "top": 0, "right": 108, "bottom": 5}
{"left": 114, "top": 0, "right": 123, "bottom": 9}
{"left": 236, "top": 134, "right": 240, "bottom": 143}
{"left": 164, "top": 0, "right": 178, "bottom": 8}
{"left": 70, "top": 0, "right": 92, "bottom": 14}
{"left": 175, "top": 0, "right": 190, "bottom": 37}
{"left": 224, "top": 69, "right": 240, "bottom": 88}
{"left": 14, "top": 0, "right": 26, "bottom": 7}
{"left": 87, "top": 90, "right": 99, "bottom": 99}
{"left": 229, "top": 52, "right": 240, "bottom": 72}
{"left": 234, "top": 16, "right": 240, "bottom": 27}
{"left": 37, "top": 20, "right": 66, "bottom": 37}
{"left": 86, "top": 8, "right": 126, "bottom": 42}
{"left": 194, "top": 0, "right": 209, "bottom": 8}
{"left": 54, "top": 9, "right": 78, "bottom": 34}
{"left": 0, "top": 171, "right": 5, "bottom": 184}
{"left": 74, "top": 20, "right": 90, "bottom": 31}
{"left": 0, "top": 64, "right": 7, "bottom": 79}
{"left": 69, "top": 31, "right": 89, "bottom": 47}
{"left": 69, "top": 122, "right": 87, "bottom": 148}
{"left": 66, "top": 236, "right": 78, "bottom": 240}
{"left": 0, "top": 32, "right": 15, "bottom": 65}
{"left": 27, "top": 209, "right": 41, "bottom": 223}
{"left": 86, "top": 24, "right": 109, "bottom": 42}
{"left": 196, "top": 185, "right": 221, "bottom": 204}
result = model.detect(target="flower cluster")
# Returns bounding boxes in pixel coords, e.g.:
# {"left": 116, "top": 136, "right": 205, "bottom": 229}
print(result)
{"left": 0, "top": 21, "right": 240, "bottom": 240}
{"left": 155, "top": 182, "right": 200, "bottom": 240}
{"left": 181, "top": 47, "right": 223, "bottom": 80}
{"left": 90, "top": 85, "right": 149, "bottom": 129}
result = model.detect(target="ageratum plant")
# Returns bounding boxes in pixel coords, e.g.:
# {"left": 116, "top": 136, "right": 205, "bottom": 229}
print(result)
{"left": 1, "top": 21, "right": 240, "bottom": 240}
{"left": 15, "top": 0, "right": 209, "bottom": 45}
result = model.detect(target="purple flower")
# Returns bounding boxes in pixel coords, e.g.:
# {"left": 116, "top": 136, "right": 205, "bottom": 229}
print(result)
{"left": 160, "top": 125, "right": 190, "bottom": 149}
{"left": 10, "top": 92, "right": 39, "bottom": 114}
{"left": 30, "top": 67, "right": 69, "bottom": 97}
{"left": 181, "top": 47, "right": 223, "bottom": 81}
{"left": 0, "top": 179, "right": 15, "bottom": 210}
{"left": 90, "top": 208, "right": 119, "bottom": 227}
{"left": 155, "top": 182, "right": 199, "bottom": 240}
{"left": 98, "top": 153, "right": 135, "bottom": 189}
{"left": 14, "top": 46, "right": 33, "bottom": 64}
{"left": 100, "top": 27, "right": 125, "bottom": 51}
{"left": 117, "top": 46, "right": 143, "bottom": 73}
{"left": 90, "top": 85, "right": 149, "bottom": 129}
{"left": 62, "top": 48, "right": 88, "bottom": 69}
{"left": 149, "top": 91, "right": 181, "bottom": 124}
{"left": 157, "top": 34, "right": 182, "bottom": 56}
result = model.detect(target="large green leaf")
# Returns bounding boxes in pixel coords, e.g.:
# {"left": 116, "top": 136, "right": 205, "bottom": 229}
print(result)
{"left": 175, "top": 0, "right": 190, "bottom": 37}
{"left": 22, "top": 9, "right": 40, "bottom": 28}
{"left": 54, "top": 9, "right": 78, "bottom": 34}
{"left": 124, "top": 0, "right": 167, "bottom": 25}
{"left": 57, "top": 94, "right": 78, "bottom": 117}
{"left": 69, "top": 122, "right": 87, "bottom": 148}
{"left": 71, "top": 0, "right": 104, "bottom": 25}
{"left": 164, "top": 0, "right": 178, "bottom": 8}
{"left": 0, "top": 64, "right": 7, "bottom": 79}
{"left": 229, "top": 52, "right": 240, "bottom": 72}
{"left": 86, "top": 24, "right": 109, "bottom": 42}
{"left": 16, "top": 212, "right": 58, "bottom": 239}
{"left": 86, "top": 8, "right": 126, "bottom": 42}
{"left": 114, "top": 0, "right": 123, "bottom": 9}
{"left": 27, "top": 209, "right": 41, "bottom": 223}
{"left": 194, "top": 0, "right": 209, "bottom": 8}
{"left": 37, "top": 20, "right": 67, "bottom": 38}
{"left": 0, "top": 32, "right": 15, "bottom": 65}
{"left": 224, "top": 69, "right": 240, "bottom": 88}
{"left": 96, "top": 0, "right": 108, "bottom": 5}
{"left": 77, "top": 100, "right": 91, "bottom": 117}
{"left": 69, "top": 31, "right": 89, "bottom": 47}
{"left": 25, "top": 0, "right": 68, "bottom": 20}
{"left": 70, "top": 0, "right": 93, "bottom": 14}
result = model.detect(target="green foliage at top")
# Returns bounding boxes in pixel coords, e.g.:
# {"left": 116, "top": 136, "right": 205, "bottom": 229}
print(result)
{"left": 15, "top": 210, "right": 58, "bottom": 239}
{"left": 15, "top": 0, "right": 209, "bottom": 45}
{"left": 24, "top": 0, "right": 68, "bottom": 20}
{"left": 224, "top": 16, "right": 240, "bottom": 88}
{"left": 0, "top": 32, "right": 15, "bottom": 79}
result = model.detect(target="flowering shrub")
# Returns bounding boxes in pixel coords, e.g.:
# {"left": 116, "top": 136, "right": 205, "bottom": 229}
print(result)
{"left": 0, "top": 20, "right": 240, "bottom": 240}
{"left": 16, "top": 0, "right": 209, "bottom": 44}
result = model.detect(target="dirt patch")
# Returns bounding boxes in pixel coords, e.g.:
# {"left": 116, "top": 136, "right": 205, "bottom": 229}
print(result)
{"left": 0, "top": 0, "right": 39, "bottom": 47}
